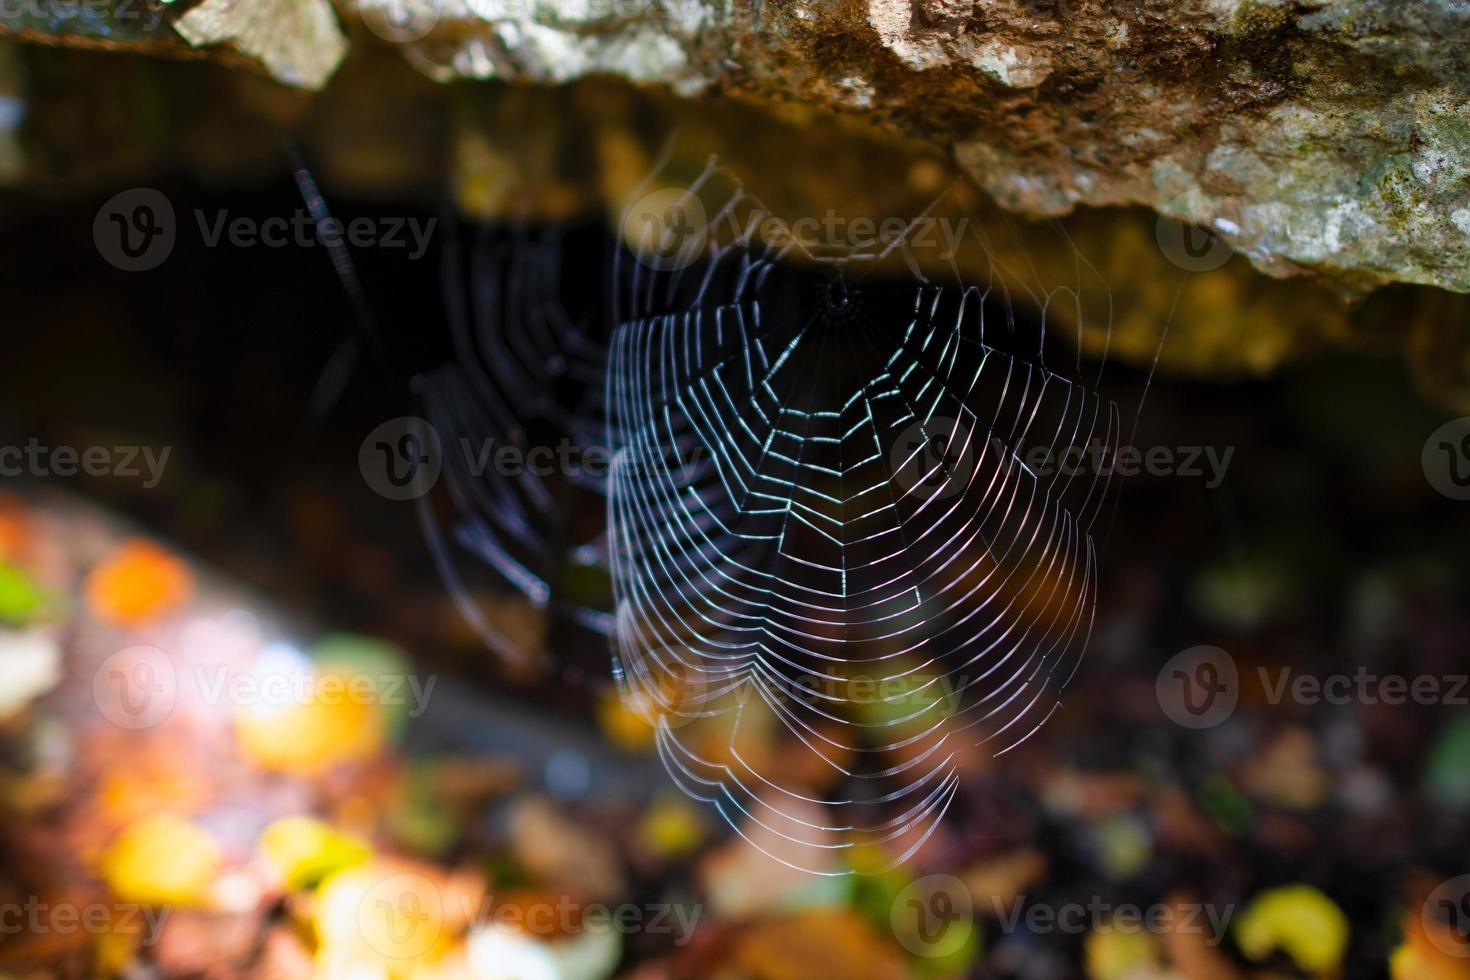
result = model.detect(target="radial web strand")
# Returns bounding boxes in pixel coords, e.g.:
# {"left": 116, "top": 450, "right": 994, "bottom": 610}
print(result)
{"left": 606, "top": 162, "right": 1129, "bottom": 873}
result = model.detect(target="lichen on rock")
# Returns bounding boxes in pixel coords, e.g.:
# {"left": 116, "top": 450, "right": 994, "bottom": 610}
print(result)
{"left": 338, "top": 0, "right": 1470, "bottom": 296}
{"left": 3, "top": 0, "right": 1467, "bottom": 294}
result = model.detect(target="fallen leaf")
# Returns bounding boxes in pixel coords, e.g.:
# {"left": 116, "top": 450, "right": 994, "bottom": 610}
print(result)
{"left": 85, "top": 540, "right": 194, "bottom": 627}
{"left": 100, "top": 812, "right": 223, "bottom": 906}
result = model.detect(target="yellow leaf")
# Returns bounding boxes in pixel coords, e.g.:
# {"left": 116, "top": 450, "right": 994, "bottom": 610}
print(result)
{"left": 100, "top": 813, "right": 222, "bottom": 906}
{"left": 314, "top": 863, "right": 454, "bottom": 972}
{"left": 235, "top": 668, "right": 385, "bottom": 776}
{"left": 1389, "top": 908, "right": 1470, "bottom": 980}
{"left": 1086, "top": 928, "right": 1164, "bottom": 980}
{"left": 1235, "top": 884, "right": 1348, "bottom": 976}
{"left": 259, "top": 816, "right": 372, "bottom": 891}
{"left": 636, "top": 795, "right": 705, "bottom": 857}
{"left": 595, "top": 689, "right": 656, "bottom": 752}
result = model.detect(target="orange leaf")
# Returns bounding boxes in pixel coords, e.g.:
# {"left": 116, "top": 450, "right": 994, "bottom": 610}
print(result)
{"left": 86, "top": 541, "right": 194, "bottom": 626}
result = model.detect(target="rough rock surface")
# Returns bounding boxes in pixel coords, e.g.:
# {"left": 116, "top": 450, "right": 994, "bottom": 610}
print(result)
{"left": 3, "top": 0, "right": 1467, "bottom": 293}
{"left": 335, "top": 0, "right": 1470, "bottom": 295}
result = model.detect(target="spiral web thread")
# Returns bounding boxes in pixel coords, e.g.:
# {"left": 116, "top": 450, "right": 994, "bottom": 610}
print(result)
{"left": 415, "top": 223, "right": 612, "bottom": 665}
{"left": 291, "top": 145, "right": 1142, "bottom": 871}
{"left": 607, "top": 159, "right": 1126, "bottom": 873}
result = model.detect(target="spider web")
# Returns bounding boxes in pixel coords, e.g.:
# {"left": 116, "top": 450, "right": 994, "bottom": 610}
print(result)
{"left": 295, "top": 148, "right": 1150, "bottom": 872}
{"left": 605, "top": 157, "right": 1131, "bottom": 873}
{"left": 414, "top": 220, "right": 614, "bottom": 666}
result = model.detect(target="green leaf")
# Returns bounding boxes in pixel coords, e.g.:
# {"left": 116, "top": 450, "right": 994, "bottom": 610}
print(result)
{"left": 0, "top": 562, "right": 48, "bottom": 627}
